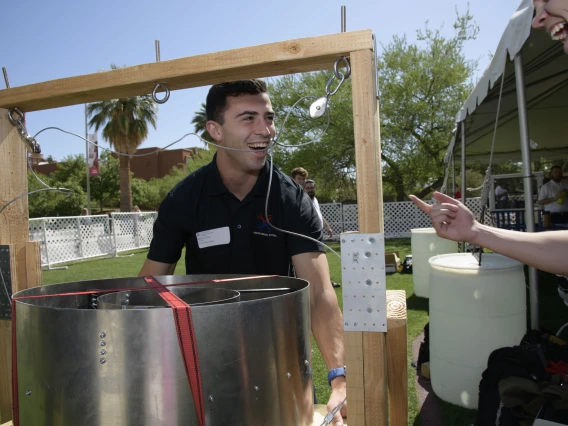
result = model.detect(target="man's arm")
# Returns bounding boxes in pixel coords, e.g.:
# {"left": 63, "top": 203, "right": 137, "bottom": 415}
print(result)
{"left": 322, "top": 217, "right": 333, "bottom": 237}
{"left": 537, "top": 184, "right": 558, "bottom": 205}
{"left": 292, "top": 251, "right": 346, "bottom": 423}
{"left": 138, "top": 258, "right": 177, "bottom": 276}
{"left": 410, "top": 192, "right": 568, "bottom": 275}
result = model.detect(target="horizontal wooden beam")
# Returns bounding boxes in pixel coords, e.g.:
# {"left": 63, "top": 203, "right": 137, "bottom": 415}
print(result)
{"left": 0, "top": 30, "right": 372, "bottom": 112}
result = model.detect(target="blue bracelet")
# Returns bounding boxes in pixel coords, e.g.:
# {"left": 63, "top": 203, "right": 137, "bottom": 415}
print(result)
{"left": 328, "top": 366, "right": 346, "bottom": 386}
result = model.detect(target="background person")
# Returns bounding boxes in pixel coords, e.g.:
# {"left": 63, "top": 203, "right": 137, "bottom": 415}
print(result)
{"left": 291, "top": 167, "right": 308, "bottom": 189}
{"left": 495, "top": 182, "right": 510, "bottom": 209}
{"left": 538, "top": 166, "right": 568, "bottom": 224}
{"left": 305, "top": 179, "right": 333, "bottom": 239}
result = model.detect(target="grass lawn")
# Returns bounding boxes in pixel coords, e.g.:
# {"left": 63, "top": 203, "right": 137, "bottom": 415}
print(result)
{"left": 40, "top": 239, "right": 566, "bottom": 425}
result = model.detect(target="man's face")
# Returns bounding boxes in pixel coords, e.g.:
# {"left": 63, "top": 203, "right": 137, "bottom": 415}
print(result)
{"left": 294, "top": 175, "right": 306, "bottom": 188}
{"left": 208, "top": 93, "right": 275, "bottom": 173}
{"left": 551, "top": 167, "right": 563, "bottom": 181}
{"left": 533, "top": 0, "right": 568, "bottom": 54}
{"left": 305, "top": 182, "right": 316, "bottom": 199}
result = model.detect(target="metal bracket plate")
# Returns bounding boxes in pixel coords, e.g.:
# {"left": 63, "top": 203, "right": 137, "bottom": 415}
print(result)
{"left": 340, "top": 233, "right": 387, "bottom": 332}
{"left": 0, "top": 245, "right": 12, "bottom": 319}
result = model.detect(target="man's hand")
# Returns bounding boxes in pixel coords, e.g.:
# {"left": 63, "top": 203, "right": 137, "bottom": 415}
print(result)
{"left": 326, "top": 226, "right": 333, "bottom": 238}
{"left": 409, "top": 192, "right": 479, "bottom": 244}
{"left": 326, "top": 378, "right": 347, "bottom": 425}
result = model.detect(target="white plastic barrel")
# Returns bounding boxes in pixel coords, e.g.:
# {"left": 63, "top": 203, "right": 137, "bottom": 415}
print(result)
{"left": 410, "top": 228, "right": 458, "bottom": 298}
{"left": 429, "top": 253, "right": 527, "bottom": 409}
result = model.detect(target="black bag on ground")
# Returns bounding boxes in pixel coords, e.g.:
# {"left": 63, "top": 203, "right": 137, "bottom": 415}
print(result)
{"left": 476, "top": 345, "right": 547, "bottom": 426}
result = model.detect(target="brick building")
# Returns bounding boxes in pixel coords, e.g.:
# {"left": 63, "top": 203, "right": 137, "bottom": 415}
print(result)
{"left": 113, "top": 147, "right": 199, "bottom": 180}
{"left": 33, "top": 147, "right": 200, "bottom": 180}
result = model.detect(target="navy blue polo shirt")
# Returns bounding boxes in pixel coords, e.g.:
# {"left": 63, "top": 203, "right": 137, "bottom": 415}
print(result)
{"left": 147, "top": 156, "right": 324, "bottom": 276}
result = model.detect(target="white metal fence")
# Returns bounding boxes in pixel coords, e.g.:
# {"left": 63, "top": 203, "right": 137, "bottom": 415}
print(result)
{"left": 29, "top": 212, "right": 157, "bottom": 269}
{"left": 28, "top": 198, "right": 485, "bottom": 268}
{"left": 320, "top": 197, "right": 487, "bottom": 239}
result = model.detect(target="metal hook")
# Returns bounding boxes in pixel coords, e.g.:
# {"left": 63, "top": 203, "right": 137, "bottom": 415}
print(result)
{"left": 325, "top": 72, "right": 345, "bottom": 97}
{"left": 8, "top": 107, "right": 24, "bottom": 126}
{"left": 333, "top": 56, "right": 351, "bottom": 80}
{"left": 152, "top": 83, "right": 170, "bottom": 104}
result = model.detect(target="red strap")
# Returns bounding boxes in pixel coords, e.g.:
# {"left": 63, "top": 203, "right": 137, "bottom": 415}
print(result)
{"left": 11, "top": 298, "right": 20, "bottom": 426}
{"left": 145, "top": 276, "right": 205, "bottom": 426}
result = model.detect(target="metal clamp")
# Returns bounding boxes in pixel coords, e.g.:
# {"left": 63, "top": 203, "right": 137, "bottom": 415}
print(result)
{"left": 152, "top": 83, "right": 170, "bottom": 104}
{"left": 7, "top": 107, "right": 41, "bottom": 154}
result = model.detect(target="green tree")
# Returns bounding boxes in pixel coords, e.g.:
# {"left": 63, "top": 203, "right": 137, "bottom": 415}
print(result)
{"left": 28, "top": 171, "right": 85, "bottom": 218}
{"left": 266, "top": 10, "right": 478, "bottom": 202}
{"left": 87, "top": 65, "right": 158, "bottom": 212}
{"left": 90, "top": 152, "right": 120, "bottom": 212}
{"left": 379, "top": 9, "right": 478, "bottom": 200}
{"left": 52, "top": 154, "right": 87, "bottom": 190}
{"left": 268, "top": 73, "right": 357, "bottom": 203}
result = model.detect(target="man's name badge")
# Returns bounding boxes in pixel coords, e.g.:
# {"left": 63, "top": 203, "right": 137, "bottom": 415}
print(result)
{"left": 196, "top": 227, "right": 231, "bottom": 249}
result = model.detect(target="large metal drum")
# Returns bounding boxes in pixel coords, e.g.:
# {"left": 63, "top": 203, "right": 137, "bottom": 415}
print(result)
{"left": 13, "top": 274, "right": 313, "bottom": 425}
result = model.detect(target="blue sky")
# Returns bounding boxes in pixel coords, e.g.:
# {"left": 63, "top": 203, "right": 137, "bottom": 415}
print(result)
{"left": 1, "top": 0, "right": 523, "bottom": 161}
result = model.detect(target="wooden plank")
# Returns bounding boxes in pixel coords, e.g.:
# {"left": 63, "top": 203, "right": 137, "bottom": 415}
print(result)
{"left": 22, "top": 241, "right": 42, "bottom": 290}
{"left": 345, "top": 331, "right": 365, "bottom": 426}
{"left": 386, "top": 290, "right": 408, "bottom": 426}
{"left": 0, "top": 109, "right": 34, "bottom": 424}
{"left": 0, "top": 31, "right": 372, "bottom": 113}
{"left": 349, "top": 48, "right": 387, "bottom": 426}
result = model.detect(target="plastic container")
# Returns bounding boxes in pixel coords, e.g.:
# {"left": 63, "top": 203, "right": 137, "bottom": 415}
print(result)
{"left": 429, "top": 253, "right": 527, "bottom": 409}
{"left": 410, "top": 228, "right": 458, "bottom": 298}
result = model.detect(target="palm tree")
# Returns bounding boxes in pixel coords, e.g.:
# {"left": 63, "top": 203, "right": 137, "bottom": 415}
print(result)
{"left": 87, "top": 66, "right": 157, "bottom": 212}
{"left": 191, "top": 102, "right": 214, "bottom": 147}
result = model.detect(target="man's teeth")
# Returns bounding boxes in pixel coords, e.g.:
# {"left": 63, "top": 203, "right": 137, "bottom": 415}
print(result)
{"left": 551, "top": 22, "right": 567, "bottom": 41}
{"left": 248, "top": 143, "right": 268, "bottom": 149}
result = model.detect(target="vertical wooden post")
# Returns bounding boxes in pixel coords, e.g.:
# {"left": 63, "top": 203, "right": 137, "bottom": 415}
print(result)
{"left": 349, "top": 49, "right": 387, "bottom": 426}
{"left": 386, "top": 290, "right": 408, "bottom": 426}
{"left": 0, "top": 109, "right": 42, "bottom": 423}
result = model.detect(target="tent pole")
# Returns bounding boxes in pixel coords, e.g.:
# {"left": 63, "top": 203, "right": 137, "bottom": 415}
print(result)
{"left": 514, "top": 52, "right": 539, "bottom": 330}
{"left": 461, "top": 121, "right": 467, "bottom": 252}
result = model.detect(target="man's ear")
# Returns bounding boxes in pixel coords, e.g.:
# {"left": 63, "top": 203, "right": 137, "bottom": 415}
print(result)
{"left": 205, "top": 120, "right": 222, "bottom": 143}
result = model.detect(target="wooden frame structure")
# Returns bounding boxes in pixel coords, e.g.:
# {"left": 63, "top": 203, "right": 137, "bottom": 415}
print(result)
{"left": 0, "top": 30, "right": 407, "bottom": 425}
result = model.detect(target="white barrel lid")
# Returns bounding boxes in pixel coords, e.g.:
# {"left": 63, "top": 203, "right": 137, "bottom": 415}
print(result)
{"left": 429, "top": 253, "right": 523, "bottom": 271}
{"left": 410, "top": 227, "right": 436, "bottom": 234}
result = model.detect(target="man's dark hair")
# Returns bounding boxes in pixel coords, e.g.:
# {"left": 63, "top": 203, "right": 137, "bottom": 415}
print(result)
{"left": 551, "top": 165, "right": 562, "bottom": 173}
{"left": 206, "top": 79, "right": 267, "bottom": 124}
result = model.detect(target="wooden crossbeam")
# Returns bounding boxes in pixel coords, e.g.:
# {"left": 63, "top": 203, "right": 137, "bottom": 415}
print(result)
{"left": 0, "top": 30, "right": 372, "bottom": 113}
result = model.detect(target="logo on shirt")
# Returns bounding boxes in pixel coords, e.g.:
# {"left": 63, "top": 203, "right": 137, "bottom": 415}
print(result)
{"left": 257, "top": 214, "right": 273, "bottom": 232}
{"left": 254, "top": 213, "right": 277, "bottom": 238}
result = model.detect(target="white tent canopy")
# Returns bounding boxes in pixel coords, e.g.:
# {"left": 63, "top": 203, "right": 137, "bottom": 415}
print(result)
{"left": 446, "top": 0, "right": 568, "bottom": 165}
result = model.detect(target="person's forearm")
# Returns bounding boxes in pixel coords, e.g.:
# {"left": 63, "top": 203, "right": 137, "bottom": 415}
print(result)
{"left": 538, "top": 198, "right": 556, "bottom": 205}
{"left": 311, "top": 288, "right": 345, "bottom": 370}
{"left": 311, "top": 288, "right": 346, "bottom": 391}
{"left": 471, "top": 225, "right": 568, "bottom": 275}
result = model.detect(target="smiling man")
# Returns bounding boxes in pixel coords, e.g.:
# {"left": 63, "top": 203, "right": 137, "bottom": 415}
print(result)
{"left": 533, "top": 0, "right": 568, "bottom": 53}
{"left": 139, "top": 79, "right": 347, "bottom": 424}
